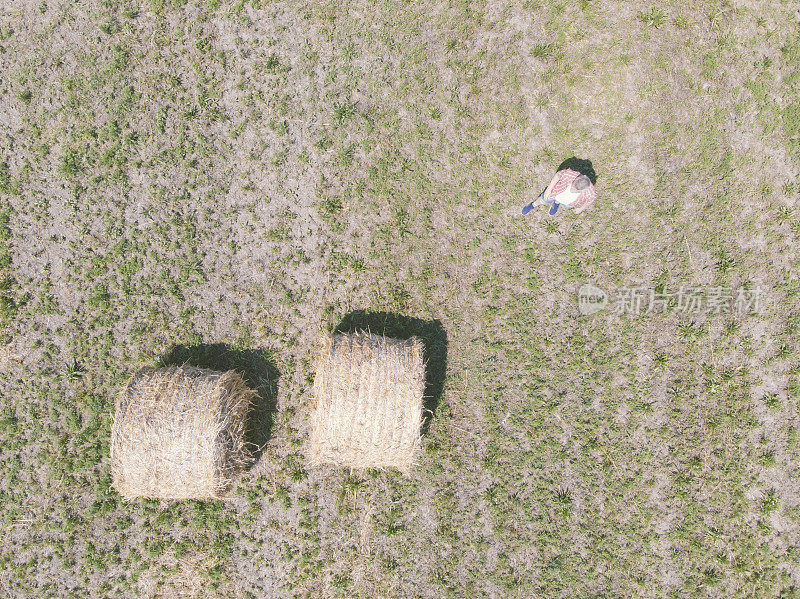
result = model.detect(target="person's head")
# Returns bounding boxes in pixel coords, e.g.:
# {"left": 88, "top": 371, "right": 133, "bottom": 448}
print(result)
{"left": 571, "top": 174, "right": 591, "bottom": 193}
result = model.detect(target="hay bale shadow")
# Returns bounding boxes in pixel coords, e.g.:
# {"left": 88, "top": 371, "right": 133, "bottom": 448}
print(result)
{"left": 333, "top": 311, "right": 447, "bottom": 436}
{"left": 557, "top": 156, "right": 597, "bottom": 185}
{"left": 160, "top": 344, "right": 279, "bottom": 464}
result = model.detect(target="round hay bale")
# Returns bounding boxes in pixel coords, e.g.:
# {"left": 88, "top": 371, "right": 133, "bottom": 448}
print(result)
{"left": 309, "top": 332, "right": 424, "bottom": 474}
{"left": 110, "top": 366, "right": 255, "bottom": 500}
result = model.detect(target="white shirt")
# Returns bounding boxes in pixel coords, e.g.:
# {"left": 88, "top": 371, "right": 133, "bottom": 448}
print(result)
{"left": 551, "top": 187, "right": 580, "bottom": 207}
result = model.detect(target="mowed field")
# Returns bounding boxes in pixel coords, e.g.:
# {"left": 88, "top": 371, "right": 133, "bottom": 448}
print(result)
{"left": 2, "top": 0, "right": 800, "bottom": 597}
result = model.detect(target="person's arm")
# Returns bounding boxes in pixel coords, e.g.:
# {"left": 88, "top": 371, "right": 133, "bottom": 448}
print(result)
{"left": 572, "top": 188, "right": 596, "bottom": 214}
{"left": 541, "top": 172, "right": 561, "bottom": 200}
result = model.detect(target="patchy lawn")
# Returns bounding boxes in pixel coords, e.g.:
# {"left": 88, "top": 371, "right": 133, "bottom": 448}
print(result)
{"left": 1, "top": 0, "right": 799, "bottom": 597}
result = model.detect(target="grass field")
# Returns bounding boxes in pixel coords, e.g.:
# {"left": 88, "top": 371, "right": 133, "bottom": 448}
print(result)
{"left": 2, "top": 0, "right": 800, "bottom": 597}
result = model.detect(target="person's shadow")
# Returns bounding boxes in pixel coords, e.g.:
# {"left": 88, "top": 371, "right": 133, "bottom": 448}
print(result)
{"left": 333, "top": 311, "right": 447, "bottom": 436}
{"left": 557, "top": 156, "right": 597, "bottom": 184}
{"left": 159, "top": 344, "right": 279, "bottom": 465}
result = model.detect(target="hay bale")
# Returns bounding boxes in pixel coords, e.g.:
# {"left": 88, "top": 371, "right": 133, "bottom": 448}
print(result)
{"left": 110, "top": 366, "right": 255, "bottom": 500}
{"left": 309, "top": 332, "right": 425, "bottom": 473}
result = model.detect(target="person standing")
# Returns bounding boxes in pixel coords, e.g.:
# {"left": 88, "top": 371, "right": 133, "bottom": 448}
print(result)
{"left": 522, "top": 168, "right": 597, "bottom": 215}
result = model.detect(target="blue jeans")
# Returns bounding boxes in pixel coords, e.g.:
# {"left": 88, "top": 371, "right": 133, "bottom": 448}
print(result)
{"left": 542, "top": 194, "right": 564, "bottom": 215}
{"left": 522, "top": 193, "right": 561, "bottom": 215}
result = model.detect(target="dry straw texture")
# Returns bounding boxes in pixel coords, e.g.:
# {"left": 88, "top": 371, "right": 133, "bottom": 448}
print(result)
{"left": 110, "top": 366, "right": 255, "bottom": 500}
{"left": 309, "top": 332, "right": 425, "bottom": 474}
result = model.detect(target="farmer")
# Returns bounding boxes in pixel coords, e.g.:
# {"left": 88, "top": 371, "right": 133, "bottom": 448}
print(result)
{"left": 522, "top": 168, "right": 597, "bottom": 215}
